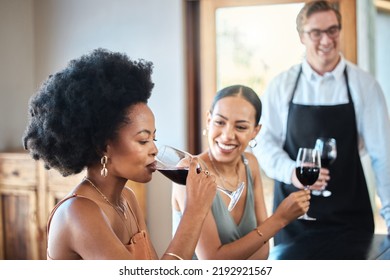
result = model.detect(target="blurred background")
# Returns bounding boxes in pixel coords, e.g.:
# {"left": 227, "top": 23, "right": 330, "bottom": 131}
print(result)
{"left": 0, "top": 0, "right": 389, "bottom": 259}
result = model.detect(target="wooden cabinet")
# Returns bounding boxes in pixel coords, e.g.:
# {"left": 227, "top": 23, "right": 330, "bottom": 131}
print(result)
{"left": 0, "top": 152, "right": 146, "bottom": 260}
{"left": 0, "top": 153, "right": 39, "bottom": 259}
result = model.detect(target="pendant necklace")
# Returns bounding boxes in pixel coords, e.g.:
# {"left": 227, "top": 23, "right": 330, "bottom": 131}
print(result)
{"left": 84, "top": 177, "right": 127, "bottom": 220}
{"left": 207, "top": 150, "right": 241, "bottom": 191}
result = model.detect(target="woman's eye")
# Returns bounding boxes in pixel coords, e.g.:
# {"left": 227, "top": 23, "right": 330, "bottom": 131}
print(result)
{"left": 139, "top": 137, "right": 157, "bottom": 145}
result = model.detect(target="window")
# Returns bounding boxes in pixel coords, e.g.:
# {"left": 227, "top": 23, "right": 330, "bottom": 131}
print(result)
{"left": 185, "top": 0, "right": 356, "bottom": 153}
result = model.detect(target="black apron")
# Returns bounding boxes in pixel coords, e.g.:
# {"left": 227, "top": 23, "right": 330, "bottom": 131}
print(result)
{"left": 273, "top": 66, "right": 374, "bottom": 247}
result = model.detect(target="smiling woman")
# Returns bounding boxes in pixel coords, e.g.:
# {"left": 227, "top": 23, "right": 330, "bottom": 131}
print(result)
{"left": 172, "top": 84, "right": 310, "bottom": 260}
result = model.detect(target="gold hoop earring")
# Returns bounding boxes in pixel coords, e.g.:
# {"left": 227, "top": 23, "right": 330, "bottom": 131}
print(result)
{"left": 101, "top": 155, "right": 108, "bottom": 177}
{"left": 249, "top": 139, "right": 257, "bottom": 148}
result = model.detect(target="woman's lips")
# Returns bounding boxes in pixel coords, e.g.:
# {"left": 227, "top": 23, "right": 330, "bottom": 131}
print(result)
{"left": 217, "top": 142, "right": 237, "bottom": 152}
{"left": 147, "top": 161, "right": 157, "bottom": 172}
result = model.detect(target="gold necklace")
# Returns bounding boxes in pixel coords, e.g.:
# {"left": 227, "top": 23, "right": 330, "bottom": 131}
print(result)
{"left": 84, "top": 177, "right": 127, "bottom": 220}
{"left": 207, "top": 150, "right": 240, "bottom": 191}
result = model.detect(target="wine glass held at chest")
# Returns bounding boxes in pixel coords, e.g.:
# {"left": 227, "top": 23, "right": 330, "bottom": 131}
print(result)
{"left": 313, "top": 137, "right": 337, "bottom": 197}
{"left": 155, "top": 145, "right": 244, "bottom": 211}
{"left": 295, "top": 147, "right": 321, "bottom": 221}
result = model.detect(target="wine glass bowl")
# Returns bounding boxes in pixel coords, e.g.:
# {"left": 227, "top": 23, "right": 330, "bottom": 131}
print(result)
{"left": 155, "top": 145, "right": 244, "bottom": 211}
{"left": 295, "top": 147, "right": 321, "bottom": 221}
{"left": 313, "top": 138, "right": 337, "bottom": 197}
{"left": 155, "top": 145, "right": 192, "bottom": 185}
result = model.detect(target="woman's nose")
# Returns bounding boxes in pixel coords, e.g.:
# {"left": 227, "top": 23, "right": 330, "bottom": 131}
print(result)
{"left": 151, "top": 142, "right": 158, "bottom": 157}
{"left": 222, "top": 126, "right": 235, "bottom": 140}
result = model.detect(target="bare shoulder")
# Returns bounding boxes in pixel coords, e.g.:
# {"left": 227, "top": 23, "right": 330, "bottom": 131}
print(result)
{"left": 122, "top": 186, "right": 138, "bottom": 203}
{"left": 243, "top": 152, "right": 260, "bottom": 170}
{"left": 171, "top": 181, "right": 188, "bottom": 213}
{"left": 122, "top": 186, "right": 143, "bottom": 215}
{"left": 243, "top": 152, "right": 262, "bottom": 183}
{"left": 172, "top": 182, "right": 186, "bottom": 211}
{"left": 52, "top": 194, "right": 97, "bottom": 215}
{"left": 51, "top": 195, "right": 105, "bottom": 230}
{"left": 47, "top": 195, "right": 106, "bottom": 259}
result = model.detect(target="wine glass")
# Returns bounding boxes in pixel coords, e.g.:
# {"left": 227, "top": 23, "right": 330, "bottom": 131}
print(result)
{"left": 155, "top": 145, "right": 245, "bottom": 211}
{"left": 313, "top": 138, "right": 337, "bottom": 197}
{"left": 295, "top": 147, "right": 321, "bottom": 221}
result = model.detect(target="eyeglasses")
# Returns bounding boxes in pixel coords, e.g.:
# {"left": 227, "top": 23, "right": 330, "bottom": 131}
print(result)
{"left": 303, "top": 25, "right": 341, "bottom": 41}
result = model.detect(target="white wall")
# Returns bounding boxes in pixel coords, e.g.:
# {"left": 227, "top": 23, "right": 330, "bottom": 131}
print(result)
{"left": 376, "top": 11, "right": 390, "bottom": 112}
{"left": 357, "top": 1, "right": 390, "bottom": 112}
{"left": 0, "top": 0, "right": 186, "bottom": 257}
{"left": 0, "top": 0, "right": 34, "bottom": 150}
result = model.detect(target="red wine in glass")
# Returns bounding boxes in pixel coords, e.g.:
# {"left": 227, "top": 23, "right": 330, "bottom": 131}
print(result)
{"left": 321, "top": 157, "right": 336, "bottom": 168}
{"left": 314, "top": 138, "right": 337, "bottom": 197}
{"left": 157, "top": 167, "right": 189, "bottom": 185}
{"left": 295, "top": 166, "right": 320, "bottom": 186}
{"left": 295, "top": 148, "right": 321, "bottom": 221}
{"left": 155, "top": 145, "right": 245, "bottom": 211}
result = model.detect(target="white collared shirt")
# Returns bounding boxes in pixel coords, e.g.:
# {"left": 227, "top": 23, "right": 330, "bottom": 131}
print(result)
{"left": 254, "top": 56, "right": 390, "bottom": 228}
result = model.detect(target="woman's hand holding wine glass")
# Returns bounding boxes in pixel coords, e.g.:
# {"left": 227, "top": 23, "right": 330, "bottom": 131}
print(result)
{"left": 155, "top": 145, "right": 244, "bottom": 211}
{"left": 185, "top": 157, "right": 217, "bottom": 217}
{"left": 155, "top": 146, "right": 217, "bottom": 216}
{"left": 295, "top": 147, "right": 321, "bottom": 221}
{"left": 273, "top": 189, "right": 311, "bottom": 225}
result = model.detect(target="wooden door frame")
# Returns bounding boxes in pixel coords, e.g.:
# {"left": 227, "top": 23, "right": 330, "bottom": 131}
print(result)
{"left": 186, "top": 0, "right": 356, "bottom": 153}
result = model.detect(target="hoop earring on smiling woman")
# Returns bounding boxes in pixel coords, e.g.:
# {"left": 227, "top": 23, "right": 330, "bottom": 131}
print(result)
{"left": 249, "top": 139, "right": 257, "bottom": 148}
{"left": 101, "top": 155, "right": 108, "bottom": 177}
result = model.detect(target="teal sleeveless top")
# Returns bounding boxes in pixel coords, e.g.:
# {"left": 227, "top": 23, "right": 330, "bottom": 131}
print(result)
{"left": 172, "top": 154, "right": 257, "bottom": 259}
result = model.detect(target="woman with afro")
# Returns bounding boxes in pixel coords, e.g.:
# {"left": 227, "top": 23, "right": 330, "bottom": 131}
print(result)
{"left": 23, "top": 48, "right": 216, "bottom": 260}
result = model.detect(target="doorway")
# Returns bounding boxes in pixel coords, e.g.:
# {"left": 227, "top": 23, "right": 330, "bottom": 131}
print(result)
{"left": 185, "top": 0, "right": 357, "bottom": 218}
{"left": 195, "top": 0, "right": 356, "bottom": 152}
{"left": 215, "top": 3, "right": 305, "bottom": 97}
